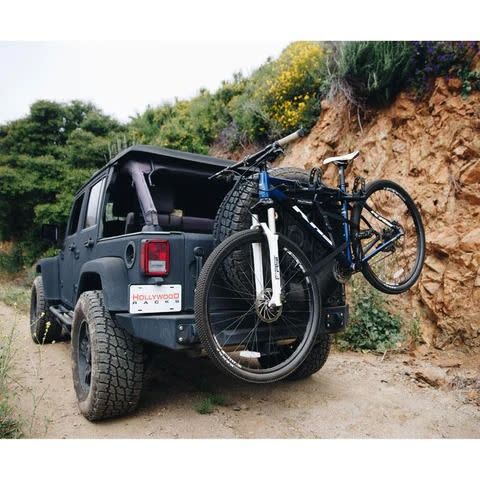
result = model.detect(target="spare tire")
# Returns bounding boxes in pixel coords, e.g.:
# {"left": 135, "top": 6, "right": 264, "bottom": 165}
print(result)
{"left": 212, "top": 166, "right": 342, "bottom": 303}
{"left": 212, "top": 167, "right": 313, "bottom": 293}
{"left": 213, "top": 167, "right": 310, "bottom": 246}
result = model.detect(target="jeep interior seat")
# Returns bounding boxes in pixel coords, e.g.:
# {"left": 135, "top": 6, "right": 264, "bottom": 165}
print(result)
{"left": 103, "top": 199, "right": 128, "bottom": 237}
{"left": 150, "top": 185, "right": 214, "bottom": 233}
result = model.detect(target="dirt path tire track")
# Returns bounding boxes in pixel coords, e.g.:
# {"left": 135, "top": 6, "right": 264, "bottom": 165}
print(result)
{"left": 1, "top": 301, "right": 479, "bottom": 438}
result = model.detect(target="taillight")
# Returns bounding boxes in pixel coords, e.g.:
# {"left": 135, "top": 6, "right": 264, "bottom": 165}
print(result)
{"left": 140, "top": 240, "right": 170, "bottom": 276}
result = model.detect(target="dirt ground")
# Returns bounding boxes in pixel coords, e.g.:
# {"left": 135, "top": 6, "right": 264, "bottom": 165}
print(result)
{"left": 1, "top": 301, "right": 479, "bottom": 439}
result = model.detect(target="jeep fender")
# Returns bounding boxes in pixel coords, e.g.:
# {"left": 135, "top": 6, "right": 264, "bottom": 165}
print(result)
{"left": 77, "top": 257, "right": 129, "bottom": 312}
{"left": 37, "top": 256, "right": 61, "bottom": 302}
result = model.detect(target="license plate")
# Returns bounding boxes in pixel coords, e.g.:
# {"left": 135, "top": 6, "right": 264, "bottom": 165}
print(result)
{"left": 129, "top": 284, "right": 182, "bottom": 314}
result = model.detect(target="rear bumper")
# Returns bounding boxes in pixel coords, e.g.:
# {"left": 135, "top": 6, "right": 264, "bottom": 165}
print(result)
{"left": 115, "top": 304, "right": 349, "bottom": 350}
{"left": 115, "top": 312, "right": 198, "bottom": 350}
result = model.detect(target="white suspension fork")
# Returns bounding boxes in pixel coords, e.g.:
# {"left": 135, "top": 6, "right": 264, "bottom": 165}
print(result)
{"left": 251, "top": 214, "right": 265, "bottom": 300}
{"left": 250, "top": 208, "right": 282, "bottom": 307}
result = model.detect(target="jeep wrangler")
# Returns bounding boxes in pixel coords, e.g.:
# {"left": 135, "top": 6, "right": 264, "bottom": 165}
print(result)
{"left": 31, "top": 145, "right": 348, "bottom": 421}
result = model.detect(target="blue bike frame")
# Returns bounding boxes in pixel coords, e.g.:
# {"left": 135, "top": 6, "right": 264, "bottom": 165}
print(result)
{"left": 257, "top": 168, "right": 403, "bottom": 272}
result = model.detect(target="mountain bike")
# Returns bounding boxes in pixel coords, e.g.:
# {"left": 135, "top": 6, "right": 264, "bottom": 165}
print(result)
{"left": 194, "top": 129, "right": 425, "bottom": 383}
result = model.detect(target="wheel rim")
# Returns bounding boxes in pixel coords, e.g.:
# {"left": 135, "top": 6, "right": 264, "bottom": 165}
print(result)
{"left": 77, "top": 320, "right": 92, "bottom": 392}
{"left": 204, "top": 233, "right": 317, "bottom": 378}
{"left": 358, "top": 187, "right": 422, "bottom": 288}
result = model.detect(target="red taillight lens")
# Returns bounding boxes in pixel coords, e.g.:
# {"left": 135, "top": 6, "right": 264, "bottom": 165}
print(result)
{"left": 141, "top": 240, "right": 170, "bottom": 276}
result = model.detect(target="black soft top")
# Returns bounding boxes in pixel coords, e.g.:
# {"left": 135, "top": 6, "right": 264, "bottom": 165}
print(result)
{"left": 106, "top": 145, "right": 230, "bottom": 172}
{"left": 77, "top": 145, "right": 232, "bottom": 196}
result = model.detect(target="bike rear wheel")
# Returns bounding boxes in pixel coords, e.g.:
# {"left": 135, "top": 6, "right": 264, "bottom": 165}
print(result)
{"left": 194, "top": 229, "right": 321, "bottom": 383}
{"left": 351, "top": 180, "right": 425, "bottom": 294}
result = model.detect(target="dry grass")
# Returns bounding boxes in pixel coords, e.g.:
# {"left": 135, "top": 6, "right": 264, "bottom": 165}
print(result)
{"left": 0, "top": 271, "right": 32, "bottom": 312}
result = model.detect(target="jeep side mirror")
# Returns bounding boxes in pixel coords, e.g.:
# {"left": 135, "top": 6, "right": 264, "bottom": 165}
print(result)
{"left": 41, "top": 224, "right": 59, "bottom": 243}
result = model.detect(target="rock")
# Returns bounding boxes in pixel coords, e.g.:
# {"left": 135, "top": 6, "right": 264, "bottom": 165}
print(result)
{"left": 428, "top": 228, "right": 460, "bottom": 254}
{"left": 414, "top": 368, "right": 447, "bottom": 388}
{"left": 233, "top": 406, "right": 241, "bottom": 411}
{"left": 278, "top": 83, "right": 480, "bottom": 351}
{"left": 460, "top": 228, "right": 480, "bottom": 252}
{"left": 467, "top": 390, "right": 479, "bottom": 402}
{"left": 460, "top": 159, "right": 480, "bottom": 184}
{"left": 390, "top": 93, "right": 416, "bottom": 123}
{"left": 447, "top": 77, "right": 463, "bottom": 92}
{"left": 437, "top": 359, "right": 462, "bottom": 369}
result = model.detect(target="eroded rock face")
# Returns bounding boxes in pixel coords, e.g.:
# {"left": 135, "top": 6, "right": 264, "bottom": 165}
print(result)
{"left": 279, "top": 78, "right": 480, "bottom": 350}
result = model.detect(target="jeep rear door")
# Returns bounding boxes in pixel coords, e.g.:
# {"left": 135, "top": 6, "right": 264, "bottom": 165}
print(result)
{"left": 70, "top": 177, "right": 106, "bottom": 303}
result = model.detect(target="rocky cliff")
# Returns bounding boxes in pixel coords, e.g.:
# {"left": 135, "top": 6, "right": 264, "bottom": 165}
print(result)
{"left": 277, "top": 78, "right": 480, "bottom": 350}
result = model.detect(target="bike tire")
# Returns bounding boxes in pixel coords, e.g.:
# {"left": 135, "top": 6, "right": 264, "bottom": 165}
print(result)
{"left": 351, "top": 180, "right": 425, "bottom": 294}
{"left": 195, "top": 229, "right": 321, "bottom": 383}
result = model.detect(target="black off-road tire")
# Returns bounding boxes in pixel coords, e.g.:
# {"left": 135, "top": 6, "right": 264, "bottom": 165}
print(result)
{"left": 71, "top": 290, "right": 144, "bottom": 421}
{"left": 30, "top": 276, "right": 63, "bottom": 344}
{"left": 213, "top": 166, "right": 310, "bottom": 246}
{"left": 285, "top": 335, "right": 331, "bottom": 381}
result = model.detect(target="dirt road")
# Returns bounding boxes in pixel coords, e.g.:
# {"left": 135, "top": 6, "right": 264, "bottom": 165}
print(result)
{"left": 1, "top": 301, "right": 479, "bottom": 439}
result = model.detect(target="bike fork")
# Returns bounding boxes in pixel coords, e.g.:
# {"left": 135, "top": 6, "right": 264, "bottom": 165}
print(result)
{"left": 251, "top": 208, "right": 282, "bottom": 307}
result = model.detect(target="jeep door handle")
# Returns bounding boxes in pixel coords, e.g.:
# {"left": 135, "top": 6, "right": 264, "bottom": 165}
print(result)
{"left": 84, "top": 238, "right": 95, "bottom": 248}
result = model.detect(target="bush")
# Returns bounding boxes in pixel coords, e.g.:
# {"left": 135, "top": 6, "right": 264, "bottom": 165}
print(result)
{"left": 0, "top": 243, "right": 23, "bottom": 273}
{"left": 195, "top": 393, "right": 226, "bottom": 415}
{"left": 129, "top": 78, "right": 247, "bottom": 154}
{"left": 230, "top": 42, "right": 326, "bottom": 141}
{"left": 408, "top": 41, "right": 479, "bottom": 96}
{"left": 0, "top": 399, "right": 21, "bottom": 438}
{"left": 337, "top": 276, "right": 403, "bottom": 352}
{"left": 325, "top": 41, "right": 414, "bottom": 107}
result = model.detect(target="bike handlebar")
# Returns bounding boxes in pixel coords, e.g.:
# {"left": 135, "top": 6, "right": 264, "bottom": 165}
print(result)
{"left": 275, "top": 128, "right": 305, "bottom": 147}
{"left": 209, "top": 128, "right": 305, "bottom": 180}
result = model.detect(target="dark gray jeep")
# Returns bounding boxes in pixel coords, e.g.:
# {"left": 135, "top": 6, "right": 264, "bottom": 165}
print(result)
{"left": 31, "top": 145, "right": 348, "bottom": 421}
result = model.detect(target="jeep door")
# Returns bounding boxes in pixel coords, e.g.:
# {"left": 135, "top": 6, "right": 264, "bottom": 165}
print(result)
{"left": 60, "top": 192, "right": 86, "bottom": 307}
{"left": 71, "top": 177, "right": 106, "bottom": 302}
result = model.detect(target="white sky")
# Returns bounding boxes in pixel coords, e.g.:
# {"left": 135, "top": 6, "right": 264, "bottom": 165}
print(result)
{"left": 0, "top": 41, "right": 287, "bottom": 124}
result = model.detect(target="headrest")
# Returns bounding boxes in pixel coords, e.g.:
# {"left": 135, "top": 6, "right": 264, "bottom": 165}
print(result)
{"left": 150, "top": 185, "right": 175, "bottom": 214}
{"left": 112, "top": 197, "right": 128, "bottom": 217}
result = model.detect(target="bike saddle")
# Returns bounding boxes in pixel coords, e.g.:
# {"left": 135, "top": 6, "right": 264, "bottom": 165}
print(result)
{"left": 323, "top": 151, "right": 360, "bottom": 166}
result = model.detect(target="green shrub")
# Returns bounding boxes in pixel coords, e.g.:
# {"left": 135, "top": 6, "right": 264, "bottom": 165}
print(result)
{"left": 129, "top": 78, "right": 247, "bottom": 154}
{"left": 337, "top": 276, "right": 403, "bottom": 352}
{"left": 0, "top": 399, "right": 21, "bottom": 438}
{"left": 230, "top": 42, "right": 326, "bottom": 142}
{"left": 195, "top": 397, "right": 214, "bottom": 415}
{"left": 459, "top": 69, "right": 480, "bottom": 96}
{"left": 408, "top": 41, "right": 479, "bottom": 96}
{"left": 325, "top": 41, "right": 414, "bottom": 107}
{"left": 194, "top": 393, "right": 226, "bottom": 415}
{"left": 0, "top": 244, "right": 23, "bottom": 273}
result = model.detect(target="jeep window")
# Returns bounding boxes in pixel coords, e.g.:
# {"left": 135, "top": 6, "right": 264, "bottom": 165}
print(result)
{"left": 101, "top": 170, "right": 144, "bottom": 238}
{"left": 148, "top": 169, "right": 229, "bottom": 233}
{"left": 67, "top": 193, "right": 84, "bottom": 236}
{"left": 84, "top": 178, "right": 105, "bottom": 229}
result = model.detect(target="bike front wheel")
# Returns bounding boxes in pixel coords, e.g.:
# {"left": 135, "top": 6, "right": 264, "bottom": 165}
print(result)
{"left": 351, "top": 180, "right": 425, "bottom": 294}
{"left": 194, "top": 229, "right": 321, "bottom": 383}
